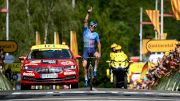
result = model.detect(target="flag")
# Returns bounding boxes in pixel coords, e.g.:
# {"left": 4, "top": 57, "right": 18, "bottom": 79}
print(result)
{"left": 70, "top": 31, "right": 78, "bottom": 56}
{"left": 36, "top": 31, "right": 41, "bottom": 45}
{"left": 146, "top": 10, "right": 160, "bottom": 39}
{"left": 54, "top": 32, "right": 60, "bottom": 45}
{"left": 0, "top": 8, "right": 8, "bottom": 13}
{"left": 140, "top": 62, "right": 148, "bottom": 80}
{"left": 70, "top": 31, "right": 79, "bottom": 65}
{"left": 171, "top": 0, "right": 180, "bottom": 20}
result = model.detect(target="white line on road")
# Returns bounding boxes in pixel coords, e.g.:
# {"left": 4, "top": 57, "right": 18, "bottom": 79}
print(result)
{"left": 8, "top": 96, "right": 179, "bottom": 101}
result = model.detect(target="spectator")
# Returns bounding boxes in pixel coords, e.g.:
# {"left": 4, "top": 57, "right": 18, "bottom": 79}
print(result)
{"left": 0, "top": 48, "right": 5, "bottom": 72}
{"left": 174, "top": 43, "right": 180, "bottom": 72}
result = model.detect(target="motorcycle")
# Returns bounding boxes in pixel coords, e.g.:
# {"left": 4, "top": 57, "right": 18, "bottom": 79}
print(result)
{"left": 106, "top": 60, "right": 132, "bottom": 89}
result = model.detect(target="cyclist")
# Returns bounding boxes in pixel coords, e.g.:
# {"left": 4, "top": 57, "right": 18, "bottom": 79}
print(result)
{"left": 82, "top": 7, "right": 101, "bottom": 87}
{"left": 0, "top": 48, "right": 4, "bottom": 73}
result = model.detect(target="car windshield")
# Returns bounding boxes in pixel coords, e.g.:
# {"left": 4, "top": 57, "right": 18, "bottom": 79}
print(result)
{"left": 28, "top": 49, "right": 72, "bottom": 59}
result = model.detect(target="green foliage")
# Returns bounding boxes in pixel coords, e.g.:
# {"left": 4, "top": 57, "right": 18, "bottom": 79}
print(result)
{"left": 0, "top": 0, "right": 179, "bottom": 87}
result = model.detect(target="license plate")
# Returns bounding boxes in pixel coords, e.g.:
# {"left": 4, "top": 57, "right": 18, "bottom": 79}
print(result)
{"left": 41, "top": 73, "right": 58, "bottom": 78}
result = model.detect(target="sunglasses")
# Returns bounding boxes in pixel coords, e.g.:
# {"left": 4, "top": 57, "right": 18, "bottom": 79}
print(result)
{"left": 90, "top": 25, "right": 96, "bottom": 28}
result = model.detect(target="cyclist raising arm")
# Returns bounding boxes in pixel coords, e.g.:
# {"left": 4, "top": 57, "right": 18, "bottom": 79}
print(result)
{"left": 82, "top": 7, "right": 101, "bottom": 87}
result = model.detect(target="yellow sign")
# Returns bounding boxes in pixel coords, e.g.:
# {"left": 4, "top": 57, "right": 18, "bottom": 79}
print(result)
{"left": 142, "top": 39, "right": 150, "bottom": 54}
{"left": 0, "top": 40, "right": 18, "bottom": 53}
{"left": 31, "top": 44, "right": 69, "bottom": 50}
{"left": 146, "top": 40, "right": 178, "bottom": 52}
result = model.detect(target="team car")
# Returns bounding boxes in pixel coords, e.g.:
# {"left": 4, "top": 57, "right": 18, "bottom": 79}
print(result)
{"left": 19, "top": 44, "right": 81, "bottom": 90}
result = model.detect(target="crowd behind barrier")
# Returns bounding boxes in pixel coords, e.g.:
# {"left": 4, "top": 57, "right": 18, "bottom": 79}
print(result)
{"left": 132, "top": 44, "right": 180, "bottom": 90}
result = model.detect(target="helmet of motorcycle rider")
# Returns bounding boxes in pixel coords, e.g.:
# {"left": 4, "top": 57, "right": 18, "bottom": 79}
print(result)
{"left": 115, "top": 45, "right": 122, "bottom": 50}
{"left": 111, "top": 43, "right": 117, "bottom": 48}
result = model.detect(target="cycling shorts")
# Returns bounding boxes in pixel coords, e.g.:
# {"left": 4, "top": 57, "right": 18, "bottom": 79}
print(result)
{"left": 83, "top": 47, "right": 95, "bottom": 61}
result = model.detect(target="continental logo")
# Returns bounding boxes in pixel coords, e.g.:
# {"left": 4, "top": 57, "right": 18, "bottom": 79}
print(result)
{"left": 0, "top": 40, "right": 18, "bottom": 52}
{"left": 148, "top": 43, "right": 174, "bottom": 48}
{"left": 147, "top": 40, "right": 178, "bottom": 52}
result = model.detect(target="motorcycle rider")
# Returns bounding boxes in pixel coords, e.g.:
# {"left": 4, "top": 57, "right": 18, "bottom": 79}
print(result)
{"left": 113, "top": 45, "right": 129, "bottom": 68}
{"left": 110, "top": 43, "right": 117, "bottom": 67}
{"left": 109, "top": 45, "right": 129, "bottom": 84}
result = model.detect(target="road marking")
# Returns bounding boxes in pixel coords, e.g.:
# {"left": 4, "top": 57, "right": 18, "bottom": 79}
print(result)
{"left": 92, "top": 87, "right": 98, "bottom": 91}
{"left": 12, "top": 91, "right": 54, "bottom": 95}
{"left": 8, "top": 96, "right": 178, "bottom": 101}
{"left": 11, "top": 90, "right": 180, "bottom": 97}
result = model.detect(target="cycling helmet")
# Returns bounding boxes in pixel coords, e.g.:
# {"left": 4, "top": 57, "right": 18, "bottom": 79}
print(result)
{"left": 90, "top": 21, "right": 97, "bottom": 27}
{"left": 111, "top": 43, "right": 117, "bottom": 48}
{"left": 115, "top": 45, "right": 122, "bottom": 50}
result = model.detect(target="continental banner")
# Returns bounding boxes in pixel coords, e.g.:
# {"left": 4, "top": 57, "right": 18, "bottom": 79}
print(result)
{"left": 171, "top": 0, "right": 180, "bottom": 20}
{"left": 146, "top": 10, "right": 160, "bottom": 39}
{"left": 146, "top": 40, "right": 178, "bottom": 52}
{"left": 142, "top": 39, "right": 150, "bottom": 54}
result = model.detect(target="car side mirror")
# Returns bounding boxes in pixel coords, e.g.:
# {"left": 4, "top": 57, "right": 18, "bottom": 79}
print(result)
{"left": 75, "top": 55, "right": 81, "bottom": 59}
{"left": 19, "top": 56, "right": 27, "bottom": 61}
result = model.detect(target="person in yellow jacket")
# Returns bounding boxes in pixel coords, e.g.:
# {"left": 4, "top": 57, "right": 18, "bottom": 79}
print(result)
{"left": 113, "top": 45, "right": 129, "bottom": 68}
{"left": 110, "top": 43, "right": 117, "bottom": 67}
{"left": 108, "top": 45, "right": 129, "bottom": 83}
{"left": 108, "top": 43, "right": 118, "bottom": 82}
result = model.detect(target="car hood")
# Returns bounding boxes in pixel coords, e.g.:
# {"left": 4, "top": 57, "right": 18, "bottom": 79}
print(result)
{"left": 24, "top": 59, "right": 76, "bottom": 67}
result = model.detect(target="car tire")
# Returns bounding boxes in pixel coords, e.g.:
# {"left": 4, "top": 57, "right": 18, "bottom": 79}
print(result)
{"left": 123, "top": 75, "right": 128, "bottom": 89}
{"left": 71, "top": 83, "right": 78, "bottom": 88}
{"left": 113, "top": 74, "right": 117, "bottom": 88}
{"left": 21, "top": 84, "right": 30, "bottom": 90}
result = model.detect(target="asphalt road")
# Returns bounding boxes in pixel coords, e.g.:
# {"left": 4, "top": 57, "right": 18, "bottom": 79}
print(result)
{"left": 0, "top": 88, "right": 180, "bottom": 101}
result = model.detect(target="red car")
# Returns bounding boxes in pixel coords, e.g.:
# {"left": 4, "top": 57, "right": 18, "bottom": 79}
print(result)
{"left": 19, "top": 44, "right": 81, "bottom": 90}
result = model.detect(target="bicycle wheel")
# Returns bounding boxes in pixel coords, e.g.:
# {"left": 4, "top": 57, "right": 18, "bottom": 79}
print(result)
{"left": 88, "top": 64, "right": 93, "bottom": 90}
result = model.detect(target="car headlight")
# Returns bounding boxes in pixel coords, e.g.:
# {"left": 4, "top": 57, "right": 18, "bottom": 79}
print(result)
{"left": 64, "top": 65, "right": 76, "bottom": 70}
{"left": 23, "top": 66, "right": 34, "bottom": 71}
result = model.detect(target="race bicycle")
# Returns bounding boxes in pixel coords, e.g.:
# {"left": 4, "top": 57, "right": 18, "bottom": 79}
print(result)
{"left": 87, "top": 57, "right": 96, "bottom": 91}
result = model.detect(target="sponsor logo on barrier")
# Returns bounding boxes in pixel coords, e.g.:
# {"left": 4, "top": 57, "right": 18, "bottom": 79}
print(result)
{"left": 146, "top": 40, "right": 178, "bottom": 52}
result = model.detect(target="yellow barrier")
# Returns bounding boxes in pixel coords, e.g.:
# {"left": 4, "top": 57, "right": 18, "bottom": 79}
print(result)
{"left": 127, "top": 62, "right": 146, "bottom": 83}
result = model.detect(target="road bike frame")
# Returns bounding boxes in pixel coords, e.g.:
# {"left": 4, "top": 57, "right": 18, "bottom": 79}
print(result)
{"left": 87, "top": 57, "right": 96, "bottom": 91}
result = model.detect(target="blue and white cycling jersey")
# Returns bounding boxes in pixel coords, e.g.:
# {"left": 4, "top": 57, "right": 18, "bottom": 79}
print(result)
{"left": 83, "top": 26, "right": 100, "bottom": 48}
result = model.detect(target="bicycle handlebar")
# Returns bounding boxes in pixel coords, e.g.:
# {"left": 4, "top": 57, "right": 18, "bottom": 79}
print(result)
{"left": 87, "top": 57, "right": 96, "bottom": 59}
{"left": 106, "top": 59, "right": 131, "bottom": 63}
